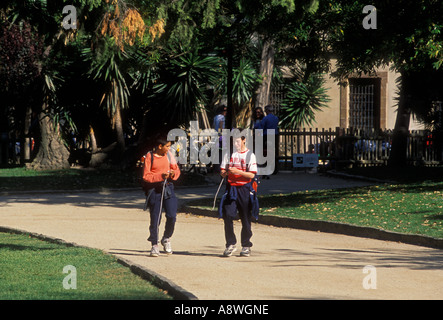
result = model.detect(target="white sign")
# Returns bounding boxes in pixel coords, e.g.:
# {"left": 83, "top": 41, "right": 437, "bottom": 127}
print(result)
{"left": 292, "top": 154, "right": 318, "bottom": 168}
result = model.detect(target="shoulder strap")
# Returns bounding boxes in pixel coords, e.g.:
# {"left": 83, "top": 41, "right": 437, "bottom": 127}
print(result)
{"left": 148, "top": 151, "right": 154, "bottom": 168}
{"left": 244, "top": 150, "right": 252, "bottom": 172}
{"left": 166, "top": 151, "right": 171, "bottom": 164}
{"left": 237, "top": 150, "right": 253, "bottom": 172}
{"left": 148, "top": 151, "right": 171, "bottom": 169}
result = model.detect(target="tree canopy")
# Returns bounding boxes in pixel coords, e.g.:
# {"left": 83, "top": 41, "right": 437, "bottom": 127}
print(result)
{"left": 1, "top": 0, "right": 442, "bottom": 169}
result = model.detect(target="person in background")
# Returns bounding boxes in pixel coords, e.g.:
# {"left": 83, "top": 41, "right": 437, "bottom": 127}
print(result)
{"left": 213, "top": 105, "right": 227, "bottom": 173}
{"left": 253, "top": 107, "right": 264, "bottom": 129}
{"left": 213, "top": 105, "right": 227, "bottom": 133}
{"left": 255, "top": 105, "right": 279, "bottom": 176}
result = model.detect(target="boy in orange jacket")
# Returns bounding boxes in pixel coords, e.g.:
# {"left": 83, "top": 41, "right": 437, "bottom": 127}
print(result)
{"left": 143, "top": 137, "right": 181, "bottom": 257}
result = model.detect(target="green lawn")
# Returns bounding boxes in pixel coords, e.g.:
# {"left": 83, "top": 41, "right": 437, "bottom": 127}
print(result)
{"left": 0, "top": 166, "right": 207, "bottom": 300}
{"left": 186, "top": 178, "right": 443, "bottom": 239}
{"left": 0, "top": 232, "right": 172, "bottom": 300}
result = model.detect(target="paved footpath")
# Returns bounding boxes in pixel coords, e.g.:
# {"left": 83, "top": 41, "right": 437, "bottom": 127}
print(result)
{"left": 1, "top": 172, "right": 443, "bottom": 300}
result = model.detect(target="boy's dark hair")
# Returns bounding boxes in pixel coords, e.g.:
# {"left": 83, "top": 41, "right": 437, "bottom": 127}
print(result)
{"left": 231, "top": 128, "right": 246, "bottom": 141}
{"left": 155, "top": 136, "right": 169, "bottom": 147}
{"left": 150, "top": 132, "right": 170, "bottom": 148}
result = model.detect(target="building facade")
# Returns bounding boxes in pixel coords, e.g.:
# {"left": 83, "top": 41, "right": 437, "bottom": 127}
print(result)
{"left": 311, "top": 60, "right": 425, "bottom": 131}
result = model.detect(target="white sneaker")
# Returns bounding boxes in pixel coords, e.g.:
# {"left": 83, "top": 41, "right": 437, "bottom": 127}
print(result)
{"left": 223, "top": 245, "right": 237, "bottom": 257}
{"left": 150, "top": 244, "right": 160, "bottom": 257}
{"left": 161, "top": 238, "right": 173, "bottom": 254}
{"left": 240, "top": 247, "right": 251, "bottom": 257}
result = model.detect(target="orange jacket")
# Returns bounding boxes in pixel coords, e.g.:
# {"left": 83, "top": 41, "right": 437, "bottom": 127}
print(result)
{"left": 143, "top": 152, "right": 181, "bottom": 184}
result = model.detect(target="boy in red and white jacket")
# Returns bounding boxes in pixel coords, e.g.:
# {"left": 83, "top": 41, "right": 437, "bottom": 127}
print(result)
{"left": 220, "top": 135, "right": 258, "bottom": 257}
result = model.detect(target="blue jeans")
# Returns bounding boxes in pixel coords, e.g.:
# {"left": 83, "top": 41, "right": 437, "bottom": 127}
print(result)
{"left": 147, "top": 183, "right": 177, "bottom": 245}
{"left": 222, "top": 184, "right": 253, "bottom": 248}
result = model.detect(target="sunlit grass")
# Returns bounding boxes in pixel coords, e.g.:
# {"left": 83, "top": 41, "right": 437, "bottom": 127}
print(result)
{"left": 0, "top": 232, "right": 172, "bottom": 300}
{"left": 186, "top": 181, "right": 443, "bottom": 239}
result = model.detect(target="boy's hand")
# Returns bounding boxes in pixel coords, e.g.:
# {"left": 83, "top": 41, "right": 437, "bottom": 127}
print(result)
{"left": 169, "top": 170, "right": 175, "bottom": 179}
{"left": 220, "top": 170, "right": 228, "bottom": 178}
{"left": 162, "top": 172, "right": 170, "bottom": 179}
{"left": 228, "top": 167, "right": 241, "bottom": 175}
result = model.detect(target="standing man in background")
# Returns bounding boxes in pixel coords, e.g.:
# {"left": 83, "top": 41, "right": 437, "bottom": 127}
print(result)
{"left": 255, "top": 105, "right": 279, "bottom": 175}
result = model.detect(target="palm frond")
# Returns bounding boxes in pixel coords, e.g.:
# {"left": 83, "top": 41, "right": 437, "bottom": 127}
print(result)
{"left": 280, "top": 66, "right": 330, "bottom": 129}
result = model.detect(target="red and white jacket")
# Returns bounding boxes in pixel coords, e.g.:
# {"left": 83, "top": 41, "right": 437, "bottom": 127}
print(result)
{"left": 221, "top": 149, "right": 257, "bottom": 186}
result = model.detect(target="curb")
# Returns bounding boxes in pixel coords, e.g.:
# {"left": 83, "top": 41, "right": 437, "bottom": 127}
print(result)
{"left": 181, "top": 205, "right": 443, "bottom": 251}
{"left": 0, "top": 226, "right": 198, "bottom": 300}
{"left": 116, "top": 257, "right": 198, "bottom": 300}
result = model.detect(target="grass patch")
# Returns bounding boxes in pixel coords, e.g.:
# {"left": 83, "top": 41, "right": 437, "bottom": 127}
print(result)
{"left": 0, "top": 167, "right": 207, "bottom": 192}
{"left": 337, "top": 166, "right": 443, "bottom": 183}
{"left": 187, "top": 180, "right": 443, "bottom": 239}
{"left": 0, "top": 232, "right": 172, "bottom": 300}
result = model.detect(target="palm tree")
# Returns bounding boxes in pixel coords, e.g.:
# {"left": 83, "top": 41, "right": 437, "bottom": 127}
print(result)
{"left": 215, "top": 57, "right": 259, "bottom": 128}
{"left": 141, "top": 49, "right": 221, "bottom": 137}
{"left": 82, "top": 1, "right": 162, "bottom": 163}
{"left": 83, "top": 41, "right": 131, "bottom": 156}
{"left": 280, "top": 64, "right": 330, "bottom": 129}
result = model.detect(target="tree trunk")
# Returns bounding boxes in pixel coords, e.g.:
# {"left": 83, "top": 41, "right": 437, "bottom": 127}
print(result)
{"left": 254, "top": 39, "right": 275, "bottom": 111}
{"left": 87, "top": 104, "right": 125, "bottom": 168}
{"left": 388, "top": 72, "right": 411, "bottom": 167}
{"left": 226, "top": 45, "right": 233, "bottom": 129}
{"left": 114, "top": 102, "right": 125, "bottom": 155}
{"left": 21, "top": 105, "right": 32, "bottom": 163}
{"left": 89, "top": 126, "right": 98, "bottom": 154}
{"left": 89, "top": 141, "right": 117, "bottom": 167}
{"left": 27, "top": 103, "right": 70, "bottom": 170}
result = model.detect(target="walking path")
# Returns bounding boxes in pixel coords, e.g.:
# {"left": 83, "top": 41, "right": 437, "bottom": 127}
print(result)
{"left": 1, "top": 172, "right": 443, "bottom": 300}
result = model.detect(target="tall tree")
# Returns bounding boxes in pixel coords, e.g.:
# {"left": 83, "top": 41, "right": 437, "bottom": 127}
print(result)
{"left": 1, "top": 0, "right": 167, "bottom": 168}
{"left": 197, "top": 0, "right": 322, "bottom": 127}
{"left": 82, "top": 0, "right": 165, "bottom": 163}
{"left": 0, "top": 19, "right": 44, "bottom": 163}
{"left": 0, "top": 1, "right": 74, "bottom": 170}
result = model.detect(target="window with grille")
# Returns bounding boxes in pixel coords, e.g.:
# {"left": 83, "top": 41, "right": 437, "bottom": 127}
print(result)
{"left": 349, "top": 78, "right": 380, "bottom": 131}
{"left": 269, "top": 83, "right": 285, "bottom": 116}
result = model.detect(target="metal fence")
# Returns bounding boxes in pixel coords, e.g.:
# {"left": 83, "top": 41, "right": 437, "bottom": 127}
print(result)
{"left": 2, "top": 128, "right": 442, "bottom": 169}
{"left": 278, "top": 128, "right": 443, "bottom": 170}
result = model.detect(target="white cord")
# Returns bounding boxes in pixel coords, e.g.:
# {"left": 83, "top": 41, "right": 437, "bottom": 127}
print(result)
{"left": 212, "top": 177, "right": 225, "bottom": 211}
{"left": 156, "top": 178, "right": 167, "bottom": 243}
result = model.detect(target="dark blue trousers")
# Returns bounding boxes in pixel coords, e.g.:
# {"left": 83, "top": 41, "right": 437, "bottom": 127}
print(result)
{"left": 222, "top": 184, "right": 253, "bottom": 248}
{"left": 147, "top": 183, "right": 177, "bottom": 245}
